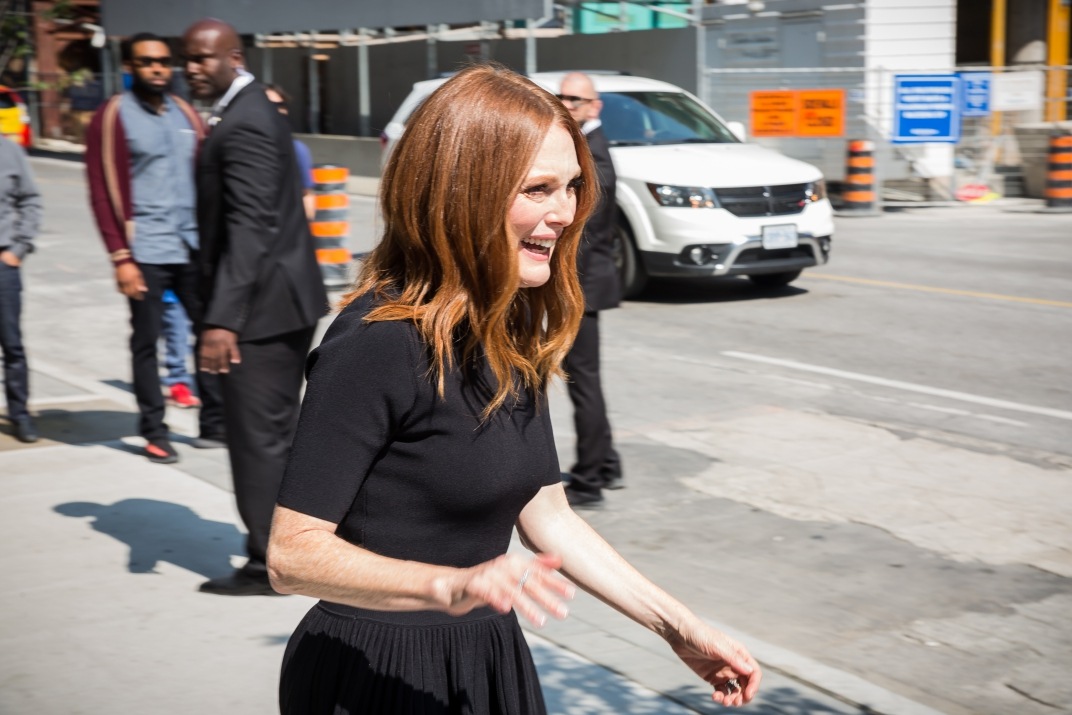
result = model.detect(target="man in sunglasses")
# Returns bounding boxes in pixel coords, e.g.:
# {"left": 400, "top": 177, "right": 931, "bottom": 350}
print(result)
{"left": 557, "top": 72, "right": 624, "bottom": 508}
{"left": 86, "top": 32, "right": 224, "bottom": 465}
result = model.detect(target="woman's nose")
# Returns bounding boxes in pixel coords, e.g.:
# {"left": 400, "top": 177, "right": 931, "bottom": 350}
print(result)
{"left": 546, "top": 190, "right": 576, "bottom": 227}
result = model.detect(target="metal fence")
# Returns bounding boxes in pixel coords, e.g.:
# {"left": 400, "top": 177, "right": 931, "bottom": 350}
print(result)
{"left": 702, "top": 65, "right": 1072, "bottom": 202}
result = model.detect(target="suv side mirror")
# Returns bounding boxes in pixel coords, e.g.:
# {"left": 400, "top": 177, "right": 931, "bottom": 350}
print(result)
{"left": 727, "top": 121, "right": 747, "bottom": 142}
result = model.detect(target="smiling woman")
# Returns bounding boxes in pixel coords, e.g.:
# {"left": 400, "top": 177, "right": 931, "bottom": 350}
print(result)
{"left": 268, "top": 64, "right": 762, "bottom": 715}
{"left": 342, "top": 63, "right": 596, "bottom": 416}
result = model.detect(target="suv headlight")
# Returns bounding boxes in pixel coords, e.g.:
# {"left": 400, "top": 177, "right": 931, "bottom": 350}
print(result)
{"left": 647, "top": 184, "right": 719, "bottom": 209}
{"left": 804, "top": 179, "right": 827, "bottom": 203}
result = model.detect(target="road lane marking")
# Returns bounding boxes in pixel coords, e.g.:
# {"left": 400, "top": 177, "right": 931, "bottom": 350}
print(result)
{"left": 805, "top": 273, "right": 1072, "bottom": 308}
{"left": 722, "top": 351, "right": 1072, "bottom": 421}
{"left": 906, "top": 401, "right": 1029, "bottom": 427}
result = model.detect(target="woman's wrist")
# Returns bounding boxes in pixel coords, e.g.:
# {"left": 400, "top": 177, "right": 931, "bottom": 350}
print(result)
{"left": 427, "top": 565, "right": 465, "bottom": 611}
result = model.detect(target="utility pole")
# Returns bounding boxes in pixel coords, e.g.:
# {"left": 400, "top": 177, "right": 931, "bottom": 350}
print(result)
{"left": 1045, "top": 0, "right": 1070, "bottom": 121}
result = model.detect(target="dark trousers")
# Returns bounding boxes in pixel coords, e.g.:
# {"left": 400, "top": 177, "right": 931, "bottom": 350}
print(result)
{"left": 222, "top": 327, "right": 315, "bottom": 569}
{"left": 128, "top": 261, "right": 223, "bottom": 441}
{"left": 0, "top": 262, "right": 28, "bottom": 420}
{"left": 564, "top": 310, "right": 620, "bottom": 492}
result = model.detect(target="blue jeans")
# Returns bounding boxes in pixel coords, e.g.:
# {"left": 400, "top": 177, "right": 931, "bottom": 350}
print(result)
{"left": 160, "top": 296, "right": 192, "bottom": 388}
{"left": 0, "top": 262, "right": 28, "bottom": 420}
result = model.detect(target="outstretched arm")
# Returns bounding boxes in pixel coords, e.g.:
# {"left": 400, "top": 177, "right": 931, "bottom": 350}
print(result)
{"left": 268, "top": 506, "right": 574, "bottom": 627}
{"left": 516, "top": 484, "right": 761, "bottom": 707}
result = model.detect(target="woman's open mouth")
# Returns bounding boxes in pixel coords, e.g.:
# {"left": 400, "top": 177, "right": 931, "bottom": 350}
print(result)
{"left": 520, "top": 237, "right": 554, "bottom": 260}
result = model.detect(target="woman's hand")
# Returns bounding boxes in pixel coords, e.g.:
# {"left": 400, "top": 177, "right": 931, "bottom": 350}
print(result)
{"left": 665, "top": 623, "right": 761, "bottom": 707}
{"left": 442, "top": 553, "right": 575, "bottom": 628}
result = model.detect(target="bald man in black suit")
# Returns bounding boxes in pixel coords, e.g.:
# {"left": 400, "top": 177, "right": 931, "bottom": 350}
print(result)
{"left": 557, "top": 72, "right": 623, "bottom": 509}
{"left": 183, "top": 18, "right": 328, "bottom": 595}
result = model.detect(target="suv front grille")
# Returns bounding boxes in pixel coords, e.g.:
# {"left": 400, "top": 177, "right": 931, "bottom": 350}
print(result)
{"left": 714, "top": 184, "right": 808, "bottom": 218}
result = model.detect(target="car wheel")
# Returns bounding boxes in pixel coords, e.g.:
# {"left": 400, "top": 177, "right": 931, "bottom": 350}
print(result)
{"left": 747, "top": 270, "right": 802, "bottom": 288}
{"left": 612, "top": 218, "right": 648, "bottom": 299}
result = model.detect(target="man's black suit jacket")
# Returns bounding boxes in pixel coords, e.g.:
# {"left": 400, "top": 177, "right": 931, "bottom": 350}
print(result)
{"left": 196, "top": 81, "right": 327, "bottom": 342}
{"left": 578, "top": 126, "right": 620, "bottom": 313}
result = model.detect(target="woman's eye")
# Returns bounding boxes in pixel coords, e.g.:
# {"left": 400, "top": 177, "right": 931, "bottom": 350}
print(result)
{"left": 567, "top": 178, "right": 583, "bottom": 193}
{"left": 524, "top": 184, "right": 549, "bottom": 197}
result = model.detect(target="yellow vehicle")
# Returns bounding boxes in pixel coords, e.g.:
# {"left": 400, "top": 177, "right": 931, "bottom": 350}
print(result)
{"left": 0, "top": 86, "right": 31, "bottom": 148}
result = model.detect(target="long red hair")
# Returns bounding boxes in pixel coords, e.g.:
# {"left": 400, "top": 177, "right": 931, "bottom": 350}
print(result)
{"left": 339, "top": 64, "right": 597, "bottom": 418}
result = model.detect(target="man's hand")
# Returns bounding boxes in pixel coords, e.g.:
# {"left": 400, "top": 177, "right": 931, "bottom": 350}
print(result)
{"left": 0, "top": 250, "right": 20, "bottom": 267}
{"left": 199, "top": 328, "right": 241, "bottom": 374}
{"left": 115, "top": 263, "right": 147, "bottom": 299}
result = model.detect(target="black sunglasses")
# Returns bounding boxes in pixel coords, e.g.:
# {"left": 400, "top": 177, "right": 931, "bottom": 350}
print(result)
{"left": 556, "top": 94, "right": 596, "bottom": 105}
{"left": 133, "top": 56, "right": 172, "bottom": 69}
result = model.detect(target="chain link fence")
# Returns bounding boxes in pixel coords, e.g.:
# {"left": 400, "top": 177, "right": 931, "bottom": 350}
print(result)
{"left": 702, "top": 65, "right": 1072, "bottom": 203}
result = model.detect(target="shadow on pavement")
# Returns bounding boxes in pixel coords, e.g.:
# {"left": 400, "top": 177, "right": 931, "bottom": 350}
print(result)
{"left": 0, "top": 407, "right": 137, "bottom": 450}
{"left": 628, "top": 278, "right": 807, "bottom": 305}
{"left": 54, "top": 498, "right": 244, "bottom": 579}
{"left": 664, "top": 683, "right": 864, "bottom": 714}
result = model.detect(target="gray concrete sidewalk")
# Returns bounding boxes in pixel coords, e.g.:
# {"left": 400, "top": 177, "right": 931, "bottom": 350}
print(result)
{"left": 1, "top": 358, "right": 909, "bottom": 715}
{"left": 2, "top": 392, "right": 836, "bottom": 715}
{"left": 0, "top": 430, "right": 696, "bottom": 715}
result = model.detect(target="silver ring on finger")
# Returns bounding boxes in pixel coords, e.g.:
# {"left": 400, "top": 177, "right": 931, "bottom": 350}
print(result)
{"left": 517, "top": 567, "right": 532, "bottom": 592}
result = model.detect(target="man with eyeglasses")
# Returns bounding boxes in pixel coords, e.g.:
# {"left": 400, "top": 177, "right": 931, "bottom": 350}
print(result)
{"left": 86, "top": 31, "right": 224, "bottom": 465}
{"left": 557, "top": 72, "right": 624, "bottom": 508}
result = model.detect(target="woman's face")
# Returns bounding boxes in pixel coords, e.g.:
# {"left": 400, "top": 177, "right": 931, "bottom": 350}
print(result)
{"left": 508, "top": 124, "right": 581, "bottom": 289}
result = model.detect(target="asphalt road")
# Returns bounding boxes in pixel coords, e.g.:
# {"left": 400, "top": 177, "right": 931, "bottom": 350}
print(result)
{"left": 17, "top": 157, "right": 1072, "bottom": 715}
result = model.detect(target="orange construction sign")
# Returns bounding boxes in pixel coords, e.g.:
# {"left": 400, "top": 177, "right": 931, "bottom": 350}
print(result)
{"left": 749, "top": 89, "right": 845, "bottom": 138}
{"left": 750, "top": 91, "right": 796, "bottom": 137}
{"left": 796, "top": 89, "right": 845, "bottom": 137}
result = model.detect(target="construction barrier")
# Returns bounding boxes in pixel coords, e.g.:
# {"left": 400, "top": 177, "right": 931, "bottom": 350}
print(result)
{"left": 840, "top": 140, "right": 876, "bottom": 213}
{"left": 310, "top": 165, "right": 354, "bottom": 288}
{"left": 1044, "top": 133, "right": 1072, "bottom": 212}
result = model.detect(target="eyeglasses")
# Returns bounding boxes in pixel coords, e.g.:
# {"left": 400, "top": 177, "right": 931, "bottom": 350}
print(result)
{"left": 132, "top": 56, "right": 172, "bottom": 69}
{"left": 556, "top": 94, "right": 596, "bottom": 106}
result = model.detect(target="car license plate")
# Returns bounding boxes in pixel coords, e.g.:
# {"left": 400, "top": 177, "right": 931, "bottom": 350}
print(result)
{"left": 761, "top": 224, "right": 798, "bottom": 249}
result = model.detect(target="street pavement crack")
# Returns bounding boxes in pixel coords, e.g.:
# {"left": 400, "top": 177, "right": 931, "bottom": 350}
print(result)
{"left": 1005, "top": 682, "right": 1062, "bottom": 709}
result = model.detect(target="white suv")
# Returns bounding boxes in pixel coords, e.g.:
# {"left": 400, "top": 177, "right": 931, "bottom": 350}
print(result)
{"left": 381, "top": 72, "right": 833, "bottom": 296}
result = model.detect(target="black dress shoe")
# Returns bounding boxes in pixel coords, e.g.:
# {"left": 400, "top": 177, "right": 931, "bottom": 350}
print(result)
{"left": 198, "top": 567, "right": 283, "bottom": 596}
{"left": 564, "top": 485, "right": 604, "bottom": 509}
{"left": 603, "top": 474, "right": 625, "bottom": 491}
{"left": 191, "top": 434, "right": 226, "bottom": 449}
{"left": 13, "top": 416, "right": 38, "bottom": 443}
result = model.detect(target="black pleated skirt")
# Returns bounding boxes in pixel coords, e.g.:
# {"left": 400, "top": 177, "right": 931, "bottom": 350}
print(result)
{"left": 280, "top": 602, "right": 547, "bottom": 715}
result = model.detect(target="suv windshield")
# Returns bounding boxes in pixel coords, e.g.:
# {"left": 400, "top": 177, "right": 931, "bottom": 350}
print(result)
{"left": 600, "top": 91, "right": 738, "bottom": 146}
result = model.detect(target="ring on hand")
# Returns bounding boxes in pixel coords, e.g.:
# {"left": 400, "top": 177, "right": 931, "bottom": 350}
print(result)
{"left": 723, "top": 678, "right": 741, "bottom": 694}
{"left": 517, "top": 567, "right": 532, "bottom": 592}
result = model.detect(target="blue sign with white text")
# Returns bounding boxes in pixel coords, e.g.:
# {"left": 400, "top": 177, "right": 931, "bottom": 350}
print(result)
{"left": 892, "top": 74, "right": 962, "bottom": 144}
{"left": 958, "top": 72, "right": 991, "bottom": 117}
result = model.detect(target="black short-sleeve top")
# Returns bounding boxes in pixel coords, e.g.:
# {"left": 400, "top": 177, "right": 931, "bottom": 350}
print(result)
{"left": 277, "top": 292, "right": 562, "bottom": 575}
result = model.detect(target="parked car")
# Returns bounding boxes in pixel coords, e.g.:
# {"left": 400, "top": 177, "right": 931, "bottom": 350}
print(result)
{"left": 0, "top": 86, "right": 32, "bottom": 148}
{"left": 381, "top": 72, "right": 833, "bottom": 296}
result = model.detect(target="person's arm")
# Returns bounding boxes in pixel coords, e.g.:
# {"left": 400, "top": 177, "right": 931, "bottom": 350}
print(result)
{"left": 198, "top": 118, "right": 282, "bottom": 372}
{"left": 5, "top": 143, "right": 40, "bottom": 261}
{"left": 584, "top": 130, "right": 617, "bottom": 245}
{"left": 515, "top": 485, "right": 761, "bottom": 707}
{"left": 201, "top": 118, "right": 280, "bottom": 334}
{"left": 269, "top": 507, "right": 570, "bottom": 625}
{"left": 294, "top": 140, "right": 316, "bottom": 221}
{"left": 84, "top": 103, "right": 145, "bottom": 298}
{"left": 266, "top": 317, "right": 574, "bottom": 624}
